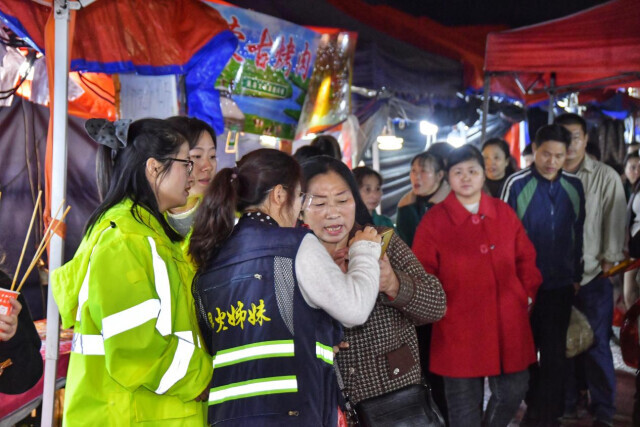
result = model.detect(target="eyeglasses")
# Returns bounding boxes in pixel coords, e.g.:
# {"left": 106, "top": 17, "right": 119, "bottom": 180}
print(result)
{"left": 168, "top": 158, "right": 194, "bottom": 175}
{"left": 266, "top": 187, "right": 311, "bottom": 210}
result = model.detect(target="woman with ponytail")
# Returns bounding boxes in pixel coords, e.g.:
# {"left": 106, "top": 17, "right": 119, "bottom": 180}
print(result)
{"left": 52, "top": 118, "right": 213, "bottom": 426}
{"left": 190, "top": 148, "right": 382, "bottom": 426}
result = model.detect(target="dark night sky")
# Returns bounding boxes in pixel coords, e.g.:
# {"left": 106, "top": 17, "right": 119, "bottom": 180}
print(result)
{"left": 363, "top": 0, "right": 608, "bottom": 27}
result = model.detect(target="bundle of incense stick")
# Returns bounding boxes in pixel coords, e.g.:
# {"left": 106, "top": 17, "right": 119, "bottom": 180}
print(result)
{"left": 12, "top": 198, "right": 71, "bottom": 293}
{"left": 11, "top": 191, "right": 42, "bottom": 291}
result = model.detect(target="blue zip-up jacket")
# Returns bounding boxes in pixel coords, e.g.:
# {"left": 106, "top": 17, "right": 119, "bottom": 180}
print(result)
{"left": 501, "top": 166, "right": 585, "bottom": 289}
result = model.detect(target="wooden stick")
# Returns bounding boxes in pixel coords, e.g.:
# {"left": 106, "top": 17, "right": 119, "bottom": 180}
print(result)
{"left": 11, "top": 191, "right": 42, "bottom": 291}
{"left": 16, "top": 205, "right": 71, "bottom": 293}
{"left": 35, "top": 199, "right": 65, "bottom": 259}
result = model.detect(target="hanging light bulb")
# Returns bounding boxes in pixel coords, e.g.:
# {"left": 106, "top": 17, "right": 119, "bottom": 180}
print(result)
{"left": 377, "top": 119, "right": 404, "bottom": 151}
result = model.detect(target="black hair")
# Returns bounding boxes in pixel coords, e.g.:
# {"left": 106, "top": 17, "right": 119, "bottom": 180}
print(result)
{"left": 624, "top": 151, "right": 640, "bottom": 167}
{"left": 534, "top": 124, "right": 571, "bottom": 148}
{"left": 190, "top": 149, "right": 302, "bottom": 268}
{"left": 352, "top": 166, "right": 383, "bottom": 188}
{"left": 554, "top": 113, "right": 587, "bottom": 135}
{"left": 522, "top": 144, "right": 533, "bottom": 156}
{"left": 310, "top": 135, "right": 342, "bottom": 160}
{"left": 482, "top": 138, "right": 510, "bottom": 159}
{"left": 446, "top": 144, "right": 485, "bottom": 172}
{"left": 586, "top": 142, "right": 601, "bottom": 161}
{"left": 300, "top": 156, "right": 372, "bottom": 226}
{"left": 86, "top": 118, "right": 188, "bottom": 242}
{"left": 411, "top": 151, "right": 446, "bottom": 175}
{"left": 166, "top": 116, "right": 217, "bottom": 150}
{"left": 293, "top": 145, "right": 324, "bottom": 163}
{"left": 426, "top": 142, "right": 455, "bottom": 167}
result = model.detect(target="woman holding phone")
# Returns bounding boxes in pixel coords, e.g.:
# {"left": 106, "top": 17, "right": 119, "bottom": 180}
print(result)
{"left": 300, "top": 156, "right": 446, "bottom": 424}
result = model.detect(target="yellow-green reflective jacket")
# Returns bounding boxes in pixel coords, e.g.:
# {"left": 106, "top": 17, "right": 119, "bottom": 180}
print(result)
{"left": 52, "top": 199, "right": 212, "bottom": 426}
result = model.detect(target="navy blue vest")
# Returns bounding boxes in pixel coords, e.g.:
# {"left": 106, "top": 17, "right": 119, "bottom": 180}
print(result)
{"left": 194, "top": 218, "right": 341, "bottom": 426}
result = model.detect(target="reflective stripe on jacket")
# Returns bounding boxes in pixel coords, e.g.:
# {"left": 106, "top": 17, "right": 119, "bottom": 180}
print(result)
{"left": 52, "top": 199, "right": 212, "bottom": 426}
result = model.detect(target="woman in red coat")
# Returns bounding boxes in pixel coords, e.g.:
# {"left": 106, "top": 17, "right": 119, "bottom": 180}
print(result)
{"left": 413, "top": 145, "right": 542, "bottom": 427}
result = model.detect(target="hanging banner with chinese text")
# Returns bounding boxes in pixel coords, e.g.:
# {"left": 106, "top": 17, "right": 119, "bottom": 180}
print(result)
{"left": 205, "top": 2, "right": 321, "bottom": 140}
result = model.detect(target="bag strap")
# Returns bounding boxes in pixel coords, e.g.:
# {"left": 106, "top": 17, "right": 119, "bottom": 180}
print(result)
{"left": 333, "top": 362, "right": 359, "bottom": 423}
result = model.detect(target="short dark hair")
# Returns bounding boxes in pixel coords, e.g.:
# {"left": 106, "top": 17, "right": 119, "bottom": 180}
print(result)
{"left": 623, "top": 151, "right": 640, "bottom": 167}
{"left": 300, "top": 156, "right": 372, "bottom": 226}
{"left": 522, "top": 144, "right": 533, "bottom": 156}
{"left": 555, "top": 113, "right": 587, "bottom": 135}
{"left": 482, "top": 138, "right": 510, "bottom": 159}
{"left": 534, "top": 124, "right": 571, "bottom": 148}
{"left": 446, "top": 144, "right": 484, "bottom": 172}
{"left": 293, "top": 145, "right": 323, "bottom": 163}
{"left": 586, "top": 142, "right": 601, "bottom": 161}
{"left": 426, "top": 142, "right": 455, "bottom": 167}
{"left": 352, "top": 166, "right": 383, "bottom": 188}
{"left": 411, "top": 151, "right": 445, "bottom": 174}
{"left": 310, "top": 135, "right": 342, "bottom": 160}
{"left": 166, "top": 116, "right": 216, "bottom": 150}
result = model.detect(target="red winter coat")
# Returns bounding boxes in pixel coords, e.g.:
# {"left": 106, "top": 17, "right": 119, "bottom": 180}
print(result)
{"left": 412, "top": 192, "right": 542, "bottom": 378}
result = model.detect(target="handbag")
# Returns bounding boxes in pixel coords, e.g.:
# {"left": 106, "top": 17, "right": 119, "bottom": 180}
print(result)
{"left": 566, "top": 306, "right": 594, "bottom": 358}
{"left": 620, "top": 298, "right": 640, "bottom": 369}
{"left": 354, "top": 383, "right": 445, "bottom": 427}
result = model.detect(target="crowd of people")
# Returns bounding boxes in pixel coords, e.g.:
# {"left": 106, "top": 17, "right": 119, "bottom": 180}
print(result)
{"left": 0, "top": 112, "right": 636, "bottom": 427}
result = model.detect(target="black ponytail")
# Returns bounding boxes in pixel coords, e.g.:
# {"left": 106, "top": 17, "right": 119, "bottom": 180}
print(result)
{"left": 190, "top": 149, "right": 302, "bottom": 268}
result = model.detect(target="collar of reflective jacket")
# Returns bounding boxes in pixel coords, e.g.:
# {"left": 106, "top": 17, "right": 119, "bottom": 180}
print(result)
{"left": 52, "top": 198, "right": 185, "bottom": 329}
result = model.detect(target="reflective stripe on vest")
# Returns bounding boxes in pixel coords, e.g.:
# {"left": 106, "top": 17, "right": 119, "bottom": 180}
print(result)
{"left": 75, "top": 236, "right": 172, "bottom": 340}
{"left": 147, "top": 237, "right": 172, "bottom": 336}
{"left": 315, "top": 342, "right": 334, "bottom": 365}
{"left": 102, "top": 299, "right": 161, "bottom": 340}
{"left": 212, "top": 340, "right": 295, "bottom": 369}
{"left": 208, "top": 376, "right": 298, "bottom": 406}
{"left": 71, "top": 333, "right": 105, "bottom": 355}
{"left": 76, "top": 264, "right": 91, "bottom": 322}
{"left": 156, "top": 336, "right": 195, "bottom": 394}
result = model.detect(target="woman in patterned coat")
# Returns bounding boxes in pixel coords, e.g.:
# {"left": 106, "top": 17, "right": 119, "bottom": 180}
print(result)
{"left": 300, "top": 156, "right": 447, "bottom": 422}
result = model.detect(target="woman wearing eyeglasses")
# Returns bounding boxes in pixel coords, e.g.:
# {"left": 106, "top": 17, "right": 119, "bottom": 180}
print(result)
{"left": 300, "top": 156, "right": 447, "bottom": 425}
{"left": 52, "top": 118, "right": 213, "bottom": 426}
{"left": 190, "top": 149, "right": 382, "bottom": 426}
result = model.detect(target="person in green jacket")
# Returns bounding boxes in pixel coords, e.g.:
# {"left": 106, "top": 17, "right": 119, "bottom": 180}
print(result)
{"left": 395, "top": 152, "right": 449, "bottom": 247}
{"left": 352, "top": 166, "right": 395, "bottom": 228}
{"left": 52, "top": 118, "right": 212, "bottom": 426}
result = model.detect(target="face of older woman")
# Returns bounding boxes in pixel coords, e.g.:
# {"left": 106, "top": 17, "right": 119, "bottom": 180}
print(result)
{"left": 482, "top": 144, "right": 508, "bottom": 181}
{"left": 302, "top": 171, "right": 356, "bottom": 248}
{"left": 410, "top": 160, "right": 443, "bottom": 197}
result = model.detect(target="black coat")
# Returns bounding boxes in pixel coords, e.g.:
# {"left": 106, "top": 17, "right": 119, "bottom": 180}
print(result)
{"left": 0, "top": 290, "right": 43, "bottom": 394}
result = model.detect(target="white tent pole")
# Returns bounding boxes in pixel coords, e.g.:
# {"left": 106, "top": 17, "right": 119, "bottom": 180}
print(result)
{"left": 42, "top": 1, "right": 70, "bottom": 425}
{"left": 481, "top": 73, "right": 491, "bottom": 143}
{"left": 371, "top": 140, "right": 381, "bottom": 215}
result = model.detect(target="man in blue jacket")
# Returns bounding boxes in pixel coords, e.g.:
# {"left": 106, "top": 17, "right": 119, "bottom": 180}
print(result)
{"left": 502, "top": 124, "right": 585, "bottom": 426}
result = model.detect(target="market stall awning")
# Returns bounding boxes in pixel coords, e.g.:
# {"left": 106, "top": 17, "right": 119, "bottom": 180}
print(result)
{"left": 485, "top": 0, "right": 640, "bottom": 100}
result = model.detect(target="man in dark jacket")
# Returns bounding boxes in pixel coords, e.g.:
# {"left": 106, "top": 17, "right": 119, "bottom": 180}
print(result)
{"left": 0, "top": 270, "right": 43, "bottom": 394}
{"left": 502, "top": 124, "right": 585, "bottom": 425}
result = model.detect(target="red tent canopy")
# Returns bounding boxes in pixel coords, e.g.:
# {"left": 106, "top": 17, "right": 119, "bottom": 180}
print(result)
{"left": 325, "top": 0, "right": 505, "bottom": 90}
{"left": 484, "top": 0, "right": 640, "bottom": 101}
